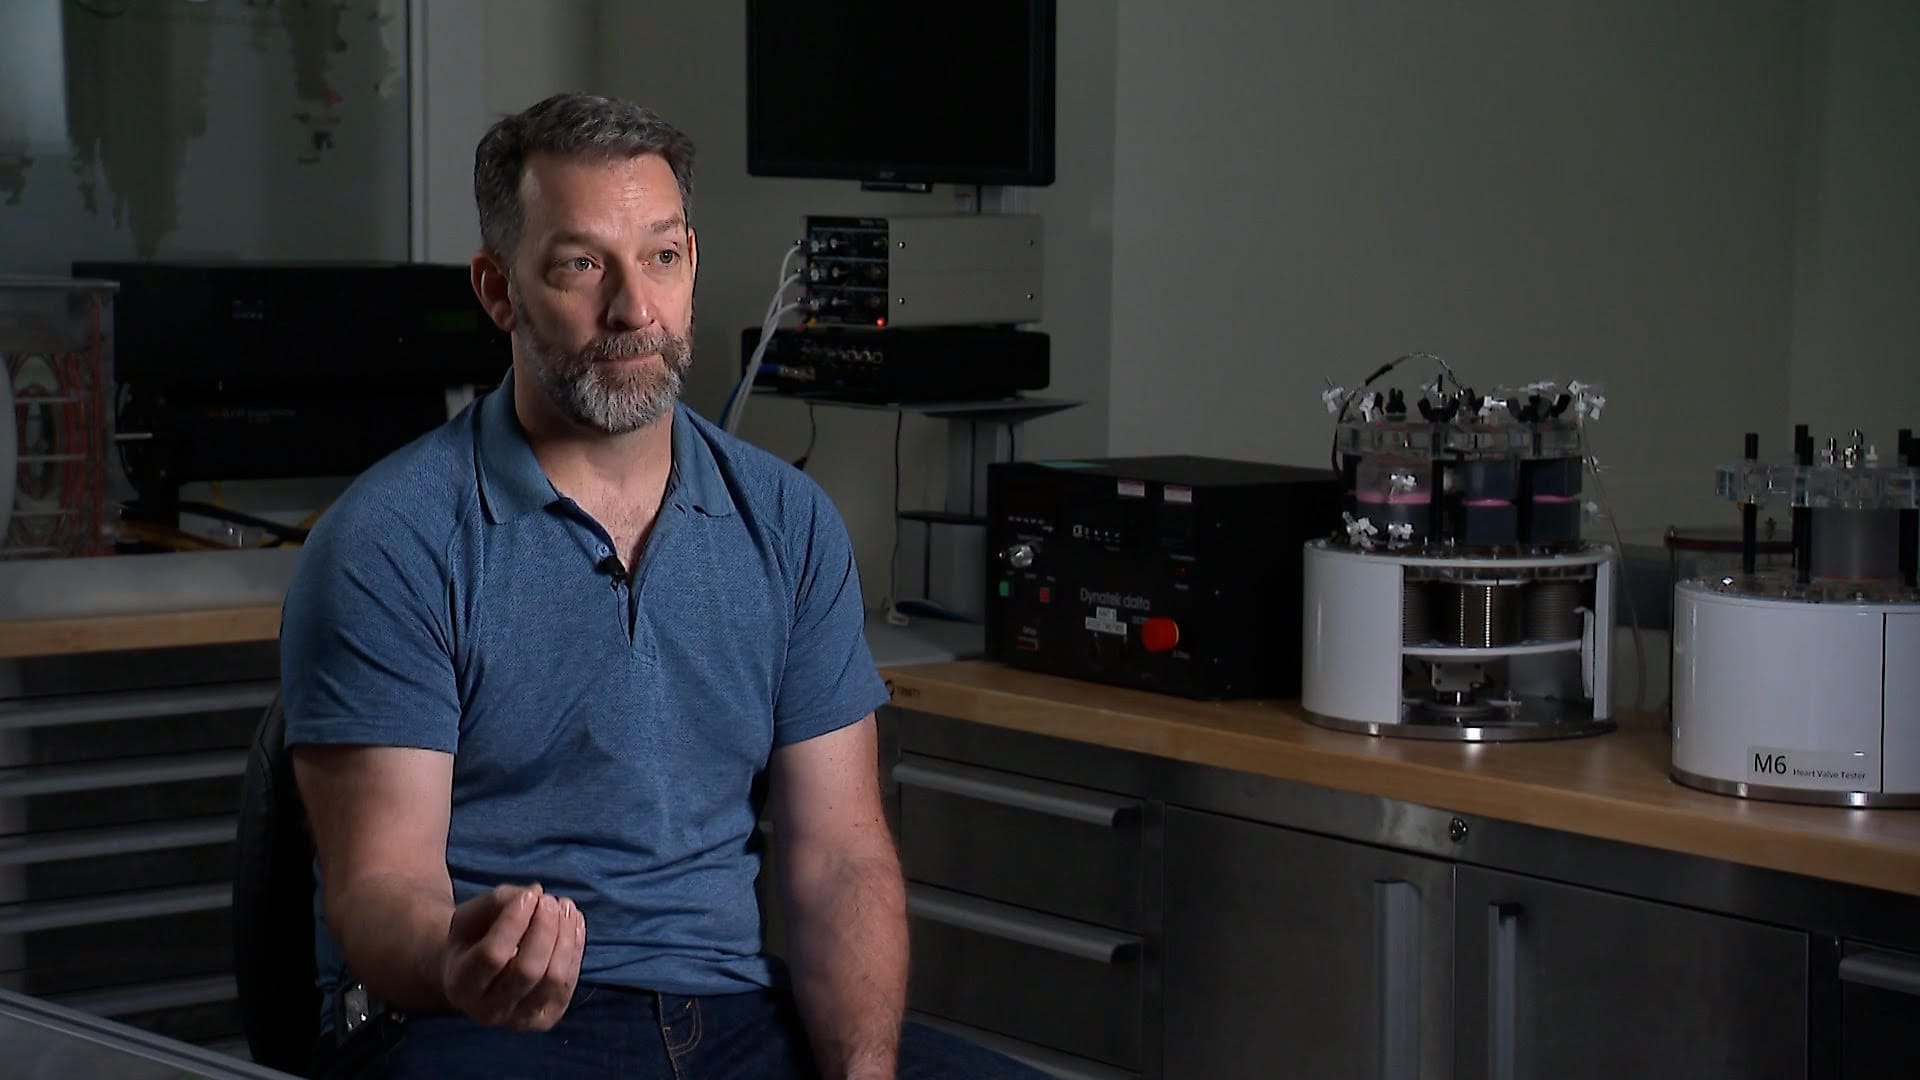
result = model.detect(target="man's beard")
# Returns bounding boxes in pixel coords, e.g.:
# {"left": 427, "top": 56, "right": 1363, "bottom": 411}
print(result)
{"left": 514, "top": 300, "right": 694, "bottom": 435}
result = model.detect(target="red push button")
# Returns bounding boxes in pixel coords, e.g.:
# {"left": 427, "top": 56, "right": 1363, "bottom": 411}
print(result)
{"left": 1038, "top": 587, "right": 1052, "bottom": 604}
{"left": 1141, "top": 616, "right": 1180, "bottom": 653}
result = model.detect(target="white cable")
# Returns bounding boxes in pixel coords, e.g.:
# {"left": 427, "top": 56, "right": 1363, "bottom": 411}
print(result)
{"left": 764, "top": 272, "right": 800, "bottom": 324}
{"left": 725, "top": 300, "right": 803, "bottom": 436}
{"left": 775, "top": 242, "right": 801, "bottom": 291}
{"left": 718, "top": 243, "right": 803, "bottom": 435}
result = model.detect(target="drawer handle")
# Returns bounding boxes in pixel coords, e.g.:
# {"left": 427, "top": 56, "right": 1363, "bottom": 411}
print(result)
{"left": 0, "top": 750, "right": 246, "bottom": 799}
{"left": 1488, "top": 902, "right": 1523, "bottom": 1080}
{"left": 0, "top": 681, "right": 280, "bottom": 732}
{"left": 0, "top": 882, "right": 230, "bottom": 936}
{"left": 0, "top": 815, "right": 236, "bottom": 868}
{"left": 892, "top": 760, "right": 1139, "bottom": 828}
{"left": 1840, "top": 950, "right": 1920, "bottom": 997}
{"left": 907, "top": 885, "right": 1141, "bottom": 965}
{"left": 51, "top": 974, "right": 237, "bottom": 1019}
{"left": 1374, "top": 880, "right": 1420, "bottom": 1080}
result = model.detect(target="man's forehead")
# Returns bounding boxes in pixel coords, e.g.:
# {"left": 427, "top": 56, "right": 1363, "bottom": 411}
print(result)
{"left": 518, "top": 152, "right": 687, "bottom": 227}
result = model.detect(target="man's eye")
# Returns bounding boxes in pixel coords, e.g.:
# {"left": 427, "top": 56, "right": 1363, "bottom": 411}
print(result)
{"left": 656, "top": 251, "right": 678, "bottom": 266}
{"left": 565, "top": 257, "right": 595, "bottom": 272}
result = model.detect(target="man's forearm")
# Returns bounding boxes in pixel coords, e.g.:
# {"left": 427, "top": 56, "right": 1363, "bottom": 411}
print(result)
{"left": 783, "top": 850, "right": 909, "bottom": 1080}
{"left": 328, "top": 873, "right": 455, "bottom": 1014}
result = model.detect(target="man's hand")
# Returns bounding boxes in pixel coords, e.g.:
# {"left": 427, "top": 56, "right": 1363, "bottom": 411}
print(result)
{"left": 437, "top": 883, "right": 586, "bottom": 1031}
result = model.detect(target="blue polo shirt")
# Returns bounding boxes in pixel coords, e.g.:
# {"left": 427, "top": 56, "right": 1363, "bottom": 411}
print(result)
{"left": 279, "top": 375, "right": 888, "bottom": 1010}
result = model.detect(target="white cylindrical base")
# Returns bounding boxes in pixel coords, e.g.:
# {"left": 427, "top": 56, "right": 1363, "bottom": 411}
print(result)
{"left": 1671, "top": 581, "right": 1920, "bottom": 805}
{"left": 1302, "top": 541, "right": 1614, "bottom": 736}
{"left": 1301, "top": 541, "right": 1404, "bottom": 725}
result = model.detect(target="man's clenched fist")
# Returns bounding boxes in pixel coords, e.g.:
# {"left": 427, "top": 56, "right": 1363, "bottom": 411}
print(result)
{"left": 438, "top": 883, "right": 586, "bottom": 1031}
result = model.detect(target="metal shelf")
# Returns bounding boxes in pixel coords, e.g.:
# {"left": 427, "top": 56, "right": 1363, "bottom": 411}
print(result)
{"left": 897, "top": 510, "right": 988, "bottom": 528}
{"left": 752, "top": 388, "right": 1082, "bottom": 424}
{"left": 1403, "top": 639, "right": 1585, "bottom": 661}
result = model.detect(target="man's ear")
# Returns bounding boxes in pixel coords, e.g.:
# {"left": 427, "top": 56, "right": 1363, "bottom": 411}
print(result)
{"left": 686, "top": 227, "right": 698, "bottom": 280}
{"left": 470, "top": 250, "right": 516, "bottom": 332}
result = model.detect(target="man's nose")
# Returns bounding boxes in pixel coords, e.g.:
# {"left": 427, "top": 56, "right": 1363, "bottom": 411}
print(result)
{"left": 604, "top": 265, "right": 656, "bottom": 331}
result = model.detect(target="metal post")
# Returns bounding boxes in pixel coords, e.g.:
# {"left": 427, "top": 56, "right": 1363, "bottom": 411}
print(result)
{"left": 1794, "top": 425, "right": 1812, "bottom": 586}
{"left": 1900, "top": 429, "right": 1916, "bottom": 589}
{"left": 1741, "top": 433, "right": 1759, "bottom": 576}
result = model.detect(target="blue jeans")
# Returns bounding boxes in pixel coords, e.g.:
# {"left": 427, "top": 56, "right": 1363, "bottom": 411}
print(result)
{"left": 349, "top": 983, "right": 1048, "bottom": 1079}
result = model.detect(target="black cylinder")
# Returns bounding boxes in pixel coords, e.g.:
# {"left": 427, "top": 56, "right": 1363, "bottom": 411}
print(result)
{"left": 1742, "top": 432, "right": 1759, "bottom": 575}
{"left": 1429, "top": 458, "right": 1445, "bottom": 543}
{"left": 1793, "top": 427, "right": 1810, "bottom": 577}
{"left": 1902, "top": 429, "right": 1917, "bottom": 588}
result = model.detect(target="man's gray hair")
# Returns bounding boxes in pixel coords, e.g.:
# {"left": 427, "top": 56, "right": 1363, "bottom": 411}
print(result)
{"left": 473, "top": 93, "right": 696, "bottom": 261}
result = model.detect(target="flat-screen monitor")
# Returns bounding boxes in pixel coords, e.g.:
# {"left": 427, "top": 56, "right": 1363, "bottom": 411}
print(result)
{"left": 746, "top": 0, "right": 1056, "bottom": 187}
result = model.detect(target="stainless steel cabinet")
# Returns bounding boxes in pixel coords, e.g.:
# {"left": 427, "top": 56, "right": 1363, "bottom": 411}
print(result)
{"left": 887, "top": 706, "right": 1920, "bottom": 1080}
{"left": 891, "top": 740, "right": 1150, "bottom": 1077}
{"left": 0, "top": 644, "right": 277, "bottom": 1053}
{"left": 1453, "top": 865, "right": 1807, "bottom": 1080}
{"left": 1161, "top": 807, "right": 1454, "bottom": 1080}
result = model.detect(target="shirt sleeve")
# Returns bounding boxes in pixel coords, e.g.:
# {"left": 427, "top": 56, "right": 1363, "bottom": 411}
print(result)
{"left": 279, "top": 500, "right": 462, "bottom": 754}
{"left": 771, "top": 484, "right": 890, "bottom": 747}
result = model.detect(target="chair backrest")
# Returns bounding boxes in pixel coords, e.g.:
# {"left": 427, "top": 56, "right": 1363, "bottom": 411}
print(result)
{"left": 231, "top": 694, "right": 321, "bottom": 1073}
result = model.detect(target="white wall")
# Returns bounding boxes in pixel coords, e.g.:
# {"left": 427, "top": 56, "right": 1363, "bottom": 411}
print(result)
{"left": 593, "top": 1, "right": 1116, "bottom": 610}
{"left": 412, "top": 0, "right": 484, "bottom": 263}
{"left": 1107, "top": 2, "right": 1808, "bottom": 535}
{"left": 414, "top": 0, "right": 601, "bottom": 263}
{"left": 1787, "top": 0, "right": 1920, "bottom": 459}
{"left": 483, "top": 0, "right": 601, "bottom": 121}
{"left": 456, "top": 0, "right": 1914, "bottom": 603}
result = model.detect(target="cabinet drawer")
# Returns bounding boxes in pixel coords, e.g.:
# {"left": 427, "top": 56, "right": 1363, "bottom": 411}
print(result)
{"left": 1836, "top": 944, "right": 1920, "bottom": 1079}
{"left": 1456, "top": 866, "right": 1805, "bottom": 1080}
{"left": 894, "top": 754, "right": 1144, "bottom": 931}
{"left": 906, "top": 884, "right": 1144, "bottom": 1070}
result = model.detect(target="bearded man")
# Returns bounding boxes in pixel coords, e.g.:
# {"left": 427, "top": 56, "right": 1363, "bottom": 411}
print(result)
{"left": 279, "top": 93, "right": 1041, "bottom": 1080}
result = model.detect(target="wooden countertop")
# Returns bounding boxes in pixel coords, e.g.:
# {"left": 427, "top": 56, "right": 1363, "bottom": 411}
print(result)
{"left": 12, "top": 612, "right": 1916, "bottom": 897}
{"left": 0, "top": 605, "right": 282, "bottom": 659}
{"left": 881, "top": 660, "right": 1920, "bottom": 899}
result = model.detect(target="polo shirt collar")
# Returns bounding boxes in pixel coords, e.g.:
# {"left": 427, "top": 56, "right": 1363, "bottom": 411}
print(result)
{"left": 666, "top": 401, "right": 738, "bottom": 518}
{"left": 476, "top": 373, "right": 735, "bottom": 523}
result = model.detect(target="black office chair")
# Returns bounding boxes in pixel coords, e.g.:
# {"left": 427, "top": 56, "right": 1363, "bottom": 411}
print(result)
{"left": 232, "top": 695, "right": 322, "bottom": 1074}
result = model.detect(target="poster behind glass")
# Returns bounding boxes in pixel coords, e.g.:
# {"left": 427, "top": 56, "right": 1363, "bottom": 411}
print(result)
{"left": 0, "top": 0, "right": 411, "bottom": 275}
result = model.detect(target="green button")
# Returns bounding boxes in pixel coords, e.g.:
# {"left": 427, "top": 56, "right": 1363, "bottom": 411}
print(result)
{"left": 998, "top": 580, "right": 1011, "bottom": 597}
